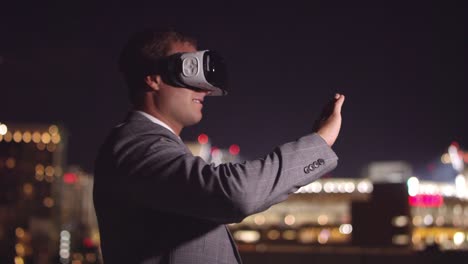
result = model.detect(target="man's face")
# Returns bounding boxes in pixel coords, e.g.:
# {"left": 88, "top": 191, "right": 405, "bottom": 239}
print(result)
{"left": 154, "top": 41, "right": 210, "bottom": 130}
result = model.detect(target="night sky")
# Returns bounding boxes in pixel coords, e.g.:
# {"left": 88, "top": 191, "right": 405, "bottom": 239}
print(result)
{"left": 1, "top": 2, "right": 466, "bottom": 179}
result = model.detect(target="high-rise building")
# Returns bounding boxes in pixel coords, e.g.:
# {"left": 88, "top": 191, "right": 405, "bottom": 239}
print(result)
{"left": 58, "top": 166, "right": 101, "bottom": 264}
{"left": 0, "top": 122, "right": 66, "bottom": 264}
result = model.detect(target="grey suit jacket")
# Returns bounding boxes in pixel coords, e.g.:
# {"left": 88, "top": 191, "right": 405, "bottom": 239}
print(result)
{"left": 93, "top": 111, "right": 338, "bottom": 264}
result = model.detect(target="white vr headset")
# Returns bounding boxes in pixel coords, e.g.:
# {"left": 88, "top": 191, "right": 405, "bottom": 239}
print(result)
{"left": 157, "top": 50, "right": 228, "bottom": 96}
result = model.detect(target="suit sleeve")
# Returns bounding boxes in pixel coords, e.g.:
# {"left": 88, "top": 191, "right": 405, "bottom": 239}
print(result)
{"left": 115, "top": 133, "right": 338, "bottom": 224}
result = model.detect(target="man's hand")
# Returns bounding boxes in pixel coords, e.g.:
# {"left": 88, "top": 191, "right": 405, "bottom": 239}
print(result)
{"left": 314, "top": 93, "right": 345, "bottom": 147}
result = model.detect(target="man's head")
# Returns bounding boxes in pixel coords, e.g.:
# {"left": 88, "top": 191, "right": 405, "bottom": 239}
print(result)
{"left": 119, "top": 28, "right": 210, "bottom": 134}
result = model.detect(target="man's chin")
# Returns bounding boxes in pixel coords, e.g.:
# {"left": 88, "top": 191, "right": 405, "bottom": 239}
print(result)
{"left": 184, "top": 116, "right": 203, "bottom": 127}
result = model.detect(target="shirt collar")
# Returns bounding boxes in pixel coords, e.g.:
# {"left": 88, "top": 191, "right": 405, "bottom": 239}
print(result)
{"left": 134, "top": 110, "right": 178, "bottom": 136}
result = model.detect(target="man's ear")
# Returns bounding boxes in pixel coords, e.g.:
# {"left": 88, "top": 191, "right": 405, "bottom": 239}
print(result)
{"left": 144, "top": 75, "right": 162, "bottom": 91}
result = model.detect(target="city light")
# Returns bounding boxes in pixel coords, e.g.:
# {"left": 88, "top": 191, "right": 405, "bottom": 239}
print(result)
{"left": 13, "top": 131, "right": 22, "bottom": 143}
{"left": 49, "top": 125, "right": 59, "bottom": 135}
{"left": 298, "top": 229, "right": 316, "bottom": 243}
{"left": 435, "top": 216, "right": 445, "bottom": 226}
{"left": 15, "top": 228, "right": 25, "bottom": 238}
{"left": 45, "top": 166, "right": 55, "bottom": 177}
{"left": 413, "top": 216, "right": 423, "bottom": 226}
{"left": 51, "top": 134, "right": 61, "bottom": 144}
{"left": 323, "top": 182, "right": 335, "bottom": 193}
{"left": 197, "top": 133, "right": 209, "bottom": 144}
{"left": 448, "top": 144, "right": 464, "bottom": 171}
{"left": 318, "top": 229, "right": 330, "bottom": 244}
{"left": 344, "top": 182, "right": 355, "bottom": 193}
{"left": 441, "top": 185, "right": 456, "bottom": 197}
{"left": 85, "top": 253, "right": 97, "bottom": 263}
{"left": 339, "top": 224, "right": 353, "bottom": 235}
{"left": 43, "top": 197, "right": 54, "bottom": 208}
{"left": 4, "top": 131, "right": 12, "bottom": 142}
{"left": 407, "top": 176, "right": 419, "bottom": 196}
{"left": 36, "top": 164, "right": 45, "bottom": 175}
{"left": 83, "top": 237, "right": 94, "bottom": 248}
{"left": 37, "top": 142, "right": 46, "bottom": 151}
{"left": 45, "top": 174, "right": 54, "bottom": 183}
{"left": 455, "top": 174, "right": 466, "bottom": 198}
{"left": 35, "top": 173, "right": 44, "bottom": 181}
{"left": 64, "top": 173, "right": 78, "bottom": 184}
{"left": 14, "top": 257, "right": 24, "bottom": 264}
{"left": 22, "top": 131, "right": 32, "bottom": 143}
{"left": 267, "top": 229, "right": 280, "bottom": 240}
{"left": 392, "top": 234, "right": 410, "bottom": 245}
{"left": 41, "top": 132, "right": 51, "bottom": 144}
{"left": 61, "top": 230, "right": 71, "bottom": 240}
{"left": 317, "top": 215, "right": 328, "bottom": 226}
{"left": 60, "top": 230, "right": 71, "bottom": 263}
{"left": 6, "top": 158, "right": 16, "bottom": 169}
{"left": 423, "top": 214, "right": 434, "bottom": 226}
{"left": 284, "top": 214, "right": 296, "bottom": 226}
{"left": 229, "top": 144, "right": 240, "bottom": 155}
{"left": 441, "top": 153, "right": 451, "bottom": 164}
{"left": 15, "top": 243, "right": 25, "bottom": 256}
{"left": 234, "top": 230, "right": 260, "bottom": 243}
{"left": 32, "top": 131, "right": 41, "bottom": 143}
{"left": 297, "top": 181, "right": 322, "bottom": 193}
{"left": 357, "top": 180, "right": 373, "bottom": 193}
{"left": 282, "top": 230, "right": 297, "bottom": 240}
{"left": 23, "top": 183, "right": 33, "bottom": 196}
{"left": 453, "top": 204, "right": 462, "bottom": 215}
{"left": 392, "top": 216, "right": 409, "bottom": 227}
{"left": 453, "top": 232, "right": 465, "bottom": 246}
{"left": 0, "top": 123, "right": 7, "bottom": 135}
{"left": 408, "top": 194, "right": 443, "bottom": 207}
{"left": 47, "top": 143, "right": 57, "bottom": 152}
{"left": 254, "top": 214, "right": 266, "bottom": 225}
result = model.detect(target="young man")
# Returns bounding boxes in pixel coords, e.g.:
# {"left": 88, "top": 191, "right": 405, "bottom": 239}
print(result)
{"left": 93, "top": 28, "right": 345, "bottom": 264}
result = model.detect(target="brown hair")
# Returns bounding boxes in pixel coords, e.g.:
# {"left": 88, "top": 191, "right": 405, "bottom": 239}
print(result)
{"left": 118, "top": 28, "right": 197, "bottom": 104}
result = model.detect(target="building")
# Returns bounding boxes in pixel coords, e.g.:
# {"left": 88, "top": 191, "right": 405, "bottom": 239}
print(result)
{"left": 0, "top": 122, "right": 66, "bottom": 264}
{"left": 57, "top": 166, "right": 100, "bottom": 264}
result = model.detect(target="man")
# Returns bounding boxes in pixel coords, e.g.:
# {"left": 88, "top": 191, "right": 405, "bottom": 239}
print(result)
{"left": 93, "top": 28, "right": 345, "bottom": 264}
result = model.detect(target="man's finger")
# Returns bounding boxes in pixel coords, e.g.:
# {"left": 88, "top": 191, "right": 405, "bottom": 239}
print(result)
{"left": 333, "top": 94, "right": 345, "bottom": 114}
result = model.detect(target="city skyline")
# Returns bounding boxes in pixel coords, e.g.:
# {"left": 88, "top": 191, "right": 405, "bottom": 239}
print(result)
{"left": 0, "top": 120, "right": 467, "bottom": 263}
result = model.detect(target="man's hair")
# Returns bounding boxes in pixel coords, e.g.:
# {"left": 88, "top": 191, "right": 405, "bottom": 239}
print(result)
{"left": 118, "top": 28, "right": 197, "bottom": 104}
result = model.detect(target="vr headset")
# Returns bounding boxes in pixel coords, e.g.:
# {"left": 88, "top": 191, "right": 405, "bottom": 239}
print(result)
{"left": 156, "top": 50, "right": 228, "bottom": 96}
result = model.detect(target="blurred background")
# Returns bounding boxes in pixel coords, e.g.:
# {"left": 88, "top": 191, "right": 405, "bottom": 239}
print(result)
{"left": 0, "top": 1, "right": 467, "bottom": 263}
